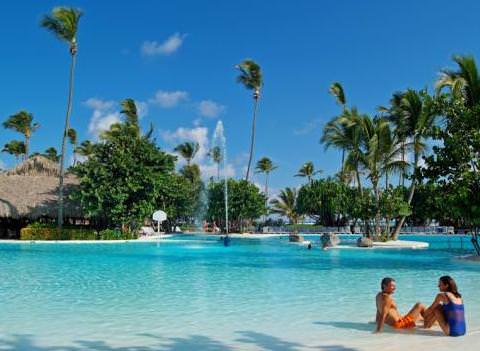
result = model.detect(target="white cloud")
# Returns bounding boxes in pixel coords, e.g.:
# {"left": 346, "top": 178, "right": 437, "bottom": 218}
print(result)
{"left": 84, "top": 98, "right": 115, "bottom": 111}
{"left": 293, "top": 118, "right": 323, "bottom": 135}
{"left": 149, "top": 90, "right": 189, "bottom": 108}
{"left": 160, "top": 126, "right": 237, "bottom": 179}
{"left": 141, "top": 33, "right": 186, "bottom": 56}
{"left": 198, "top": 100, "right": 226, "bottom": 118}
{"left": 136, "top": 101, "right": 149, "bottom": 118}
{"left": 88, "top": 110, "right": 121, "bottom": 139}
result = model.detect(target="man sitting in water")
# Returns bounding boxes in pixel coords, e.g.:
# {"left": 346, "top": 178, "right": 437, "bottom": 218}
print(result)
{"left": 375, "top": 277, "right": 425, "bottom": 333}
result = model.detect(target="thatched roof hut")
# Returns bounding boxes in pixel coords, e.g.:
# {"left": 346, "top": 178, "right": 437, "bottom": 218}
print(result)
{"left": 0, "top": 156, "right": 82, "bottom": 220}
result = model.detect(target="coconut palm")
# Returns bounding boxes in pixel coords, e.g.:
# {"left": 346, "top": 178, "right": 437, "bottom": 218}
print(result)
{"left": 41, "top": 6, "right": 82, "bottom": 229}
{"left": 67, "top": 128, "right": 78, "bottom": 165}
{"left": 76, "top": 140, "right": 94, "bottom": 158}
{"left": 390, "top": 89, "right": 437, "bottom": 239}
{"left": 208, "top": 146, "right": 223, "bottom": 180}
{"left": 436, "top": 55, "right": 480, "bottom": 107}
{"left": 43, "top": 147, "right": 60, "bottom": 163}
{"left": 356, "top": 116, "right": 406, "bottom": 237}
{"left": 379, "top": 91, "right": 409, "bottom": 187}
{"left": 235, "top": 59, "right": 263, "bottom": 181}
{"left": 328, "top": 82, "right": 348, "bottom": 172}
{"left": 295, "top": 161, "right": 321, "bottom": 184}
{"left": 270, "top": 187, "right": 303, "bottom": 241}
{"left": 255, "top": 157, "right": 278, "bottom": 198}
{"left": 174, "top": 142, "right": 200, "bottom": 166}
{"left": 2, "top": 140, "right": 26, "bottom": 164}
{"left": 2, "top": 111, "right": 39, "bottom": 160}
{"left": 322, "top": 107, "right": 365, "bottom": 192}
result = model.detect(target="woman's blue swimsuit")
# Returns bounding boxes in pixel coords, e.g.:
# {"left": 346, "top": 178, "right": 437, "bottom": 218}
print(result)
{"left": 442, "top": 293, "right": 466, "bottom": 337}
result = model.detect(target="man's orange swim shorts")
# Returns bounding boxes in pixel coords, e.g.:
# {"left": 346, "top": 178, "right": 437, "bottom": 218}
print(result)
{"left": 392, "top": 316, "right": 416, "bottom": 329}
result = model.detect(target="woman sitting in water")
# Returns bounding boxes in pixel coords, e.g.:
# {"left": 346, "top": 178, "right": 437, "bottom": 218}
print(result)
{"left": 424, "top": 276, "right": 466, "bottom": 337}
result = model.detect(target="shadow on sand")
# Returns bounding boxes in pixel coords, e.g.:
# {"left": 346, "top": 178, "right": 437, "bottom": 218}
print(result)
{"left": 314, "top": 321, "right": 445, "bottom": 337}
{"left": 0, "top": 332, "right": 364, "bottom": 351}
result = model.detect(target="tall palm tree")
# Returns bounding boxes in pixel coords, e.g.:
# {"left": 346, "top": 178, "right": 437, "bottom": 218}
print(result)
{"left": 41, "top": 6, "right": 82, "bottom": 229}
{"left": 255, "top": 157, "right": 278, "bottom": 198}
{"left": 2, "top": 111, "right": 39, "bottom": 160}
{"left": 236, "top": 59, "right": 263, "bottom": 181}
{"left": 322, "top": 107, "right": 365, "bottom": 192}
{"left": 270, "top": 187, "right": 303, "bottom": 241}
{"left": 208, "top": 146, "right": 223, "bottom": 180}
{"left": 328, "top": 82, "right": 348, "bottom": 173}
{"left": 379, "top": 91, "right": 409, "bottom": 187}
{"left": 390, "top": 89, "right": 437, "bottom": 239}
{"left": 436, "top": 55, "right": 480, "bottom": 107}
{"left": 76, "top": 140, "right": 94, "bottom": 158}
{"left": 100, "top": 99, "right": 141, "bottom": 141}
{"left": 357, "top": 116, "right": 406, "bottom": 237}
{"left": 295, "top": 161, "right": 321, "bottom": 184}
{"left": 67, "top": 128, "right": 77, "bottom": 165}
{"left": 43, "top": 147, "right": 60, "bottom": 162}
{"left": 174, "top": 142, "right": 200, "bottom": 166}
{"left": 2, "top": 140, "right": 26, "bottom": 164}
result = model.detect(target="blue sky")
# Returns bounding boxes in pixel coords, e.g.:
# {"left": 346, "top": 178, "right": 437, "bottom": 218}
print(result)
{"left": 1, "top": 0, "right": 480, "bottom": 193}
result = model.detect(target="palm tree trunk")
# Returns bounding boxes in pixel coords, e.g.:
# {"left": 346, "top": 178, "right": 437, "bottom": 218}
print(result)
{"left": 245, "top": 97, "right": 259, "bottom": 181}
{"left": 355, "top": 165, "right": 363, "bottom": 195}
{"left": 385, "top": 172, "right": 389, "bottom": 189}
{"left": 58, "top": 52, "right": 76, "bottom": 231}
{"left": 391, "top": 150, "right": 418, "bottom": 240}
{"left": 374, "top": 182, "right": 381, "bottom": 239}
{"left": 217, "top": 162, "right": 220, "bottom": 180}
{"left": 24, "top": 136, "right": 30, "bottom": 161}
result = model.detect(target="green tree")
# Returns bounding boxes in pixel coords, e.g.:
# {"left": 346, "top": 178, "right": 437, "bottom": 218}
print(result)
{"left": 76, "top": 140, "right": 94, "bottom": 158}
{"left": 174, "top": 142, "right": 199, "bottom": 166}
{"left": 208, "top": 146, "right": 223, "bottom": 180}
{"left": 2, "top": 140, "right": 26, "bottom": 163}
{"left": 73, "top": 126, "right": 176, "bottom": 232}
{"left": 41, "top": 6, "right": 82, "bottom": 230}
{"left": 390, "top": 90, "right": 437, "bottom": 239}
{"left": 2, "top": 111, "right": 39, "bottom": 160}
{"left": 270, "top": 187, "right": 303, "bottom": 241}
{"left": 43, "top": 147, "right": 60, "bottom": 162}
{"left": 236, "top": 59, "right": 263, "bottom": 181}
{"left": 295, "top": 161, "right": 321, "bottom": 184}
{"left": 207, "top": 179, "right": 266, "bottom": 232}
{"left": 255, "top": 157, "right": 277, "bottom": 198}
{"left": 328, "top": 82, "right": 347, "bottom": 171}
{"left": 67, "top": 128, "right": 78, "bottom": 165}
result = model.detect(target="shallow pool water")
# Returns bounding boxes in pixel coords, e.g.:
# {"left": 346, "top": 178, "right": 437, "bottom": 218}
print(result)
{"left": 0, "top": 235, "right": 478, "bottom": 350}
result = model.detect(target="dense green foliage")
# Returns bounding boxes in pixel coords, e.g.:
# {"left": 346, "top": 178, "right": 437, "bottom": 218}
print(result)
{"left": 206, "top": 179, "right": 266, "bottom": 232}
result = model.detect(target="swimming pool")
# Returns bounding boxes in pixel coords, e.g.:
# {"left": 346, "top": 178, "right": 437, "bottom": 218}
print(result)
{"left": 0, "top": 235, "right": 478, "bottom": 350}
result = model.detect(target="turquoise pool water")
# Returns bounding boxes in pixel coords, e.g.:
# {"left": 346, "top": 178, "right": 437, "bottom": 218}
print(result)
{"left": 0, "top": 235, "right": 479, "bottom": 350}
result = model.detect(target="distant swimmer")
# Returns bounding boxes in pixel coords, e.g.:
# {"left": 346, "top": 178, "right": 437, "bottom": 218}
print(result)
{"left": 223, "top": 235, "right": 231, "bottom": 247}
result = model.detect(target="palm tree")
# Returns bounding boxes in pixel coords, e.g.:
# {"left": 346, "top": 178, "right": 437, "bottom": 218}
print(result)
{"left": 390, "top": 89, "right": 437, "bottom": 239}
{"left": 43, "top": 147, "right": 60, "bottom": 162}
{"left": 208, "top": 146, "right": 223, "bottom": 180}
{"left": 235, "top": 59, "right": 263, "bottom": 181}
{"left": 2, "top": 140, "right": 26, "bottom": 164}
{"left": 41, "top": 6, "right": 82, "bottom": 229}
{"left": 101, "top": 99, "right": 141, "bottom": 141}
{"left": 255, "top": 157, "right": 278, "bottom": 198}
{"left": 174, "top": 142, "right": 200, "bottom": 166}
{"left": 379, "top": 91, "right": 409, "bottom": 187}
{"left": 270, "top": 187, "right": 303, "bottom": 242}
{"left": 2, "top": 110, "right": 39, "bottom": 160}
{"left": 356, "top": 116, "right": 406, "bottom": 238}
{"left": 67, "top": 128, "right": 77, "bottom": 165}
{"left": 295, "top": 161, "right": 321, "bottom": 184}
{"left": 328, "top": 82, "right": 348, "bottom": 172}
{"left": 436, "top": 55, "right": 480, "bottom": 107}
{"left": 76, "top": 140, "right": 94, "bottom": 158}
{"left": 322, "top": 108, "right": 365, "bottom": 192}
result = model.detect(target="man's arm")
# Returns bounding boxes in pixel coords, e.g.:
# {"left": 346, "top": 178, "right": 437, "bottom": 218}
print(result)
{"left": 376, "top": 296, "right": 392, "bottom": 333}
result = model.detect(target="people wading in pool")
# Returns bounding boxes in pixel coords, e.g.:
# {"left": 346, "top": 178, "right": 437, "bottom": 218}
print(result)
{"left": 375, "top": 277, "right": 426, "bottom": 333}
{"left": 423, "top": 276, "right": 466, "bottom": 336}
